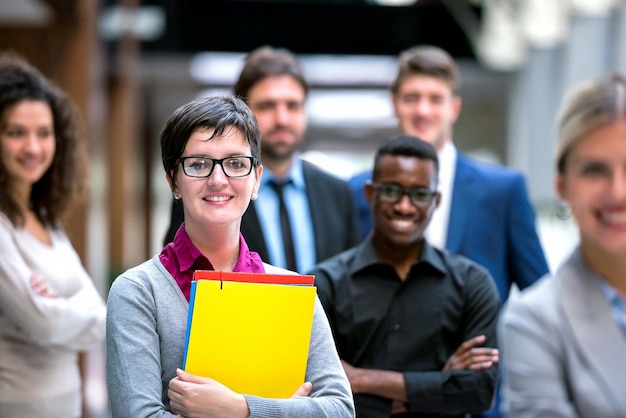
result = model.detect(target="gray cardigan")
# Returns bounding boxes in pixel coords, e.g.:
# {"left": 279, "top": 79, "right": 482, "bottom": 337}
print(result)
{"left": 106, "top": 255, "right": 355, "bottom": 417}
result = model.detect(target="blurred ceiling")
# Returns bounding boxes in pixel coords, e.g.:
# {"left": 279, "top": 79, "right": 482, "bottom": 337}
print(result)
{"left": 123, "top": 0, "right": 483, "bottom": 59}
{"left": 0, "top": 0, "right": 483, "bottom": 66}
{"left": 0, "top": 0, "right": 502, "bottom": 156}
{"left": 0, "top": 0, "right": 78, "bottom": 24}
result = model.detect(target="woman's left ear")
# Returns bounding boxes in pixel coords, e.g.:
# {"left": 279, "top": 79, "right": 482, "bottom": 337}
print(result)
{"left": 252, "top": 164, "right": 263, "bottom": 200}
{"left": 166, "top": 172, "right": 179, "bottom": 198}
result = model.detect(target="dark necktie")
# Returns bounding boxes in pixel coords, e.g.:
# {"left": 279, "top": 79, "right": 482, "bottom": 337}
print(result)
{"left": 269, "top": 179, "right": 297, "bottom": 272}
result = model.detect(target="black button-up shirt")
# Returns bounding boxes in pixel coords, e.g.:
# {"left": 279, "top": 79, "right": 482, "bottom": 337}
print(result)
{"left": 310, "top": 238, "right": 500, "bottom": 418}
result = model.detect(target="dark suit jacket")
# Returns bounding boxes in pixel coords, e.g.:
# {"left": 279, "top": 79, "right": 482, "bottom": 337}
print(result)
{"left": 164, "top": 160, "right": 362, "bottom": 268}
{"left": 448, "top": 157, "right": 550, "bottom": 418}
{"left": 348, "top": 152, "right": 550, "bottom": 302}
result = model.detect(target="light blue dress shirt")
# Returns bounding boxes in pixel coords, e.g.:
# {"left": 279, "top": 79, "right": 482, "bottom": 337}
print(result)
{"left": 596, "top": 277, "right": 626, "bottom": 339}
{"left": 255, "top": 157, "right": 316, "bottom": 273}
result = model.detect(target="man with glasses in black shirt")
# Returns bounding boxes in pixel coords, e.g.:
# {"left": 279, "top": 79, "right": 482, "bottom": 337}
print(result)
{"left": 309, "top": 135, "right": 500, "bottom": 418}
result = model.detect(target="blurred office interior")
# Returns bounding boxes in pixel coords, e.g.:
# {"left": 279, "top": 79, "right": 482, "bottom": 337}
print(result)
{"left": 1, "top": 1, "right": 625, "bottom": 416}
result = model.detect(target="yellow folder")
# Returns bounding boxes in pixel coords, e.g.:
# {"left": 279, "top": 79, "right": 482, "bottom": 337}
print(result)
{"left": 182, "top": 271, "right": 316, "bottom": 398}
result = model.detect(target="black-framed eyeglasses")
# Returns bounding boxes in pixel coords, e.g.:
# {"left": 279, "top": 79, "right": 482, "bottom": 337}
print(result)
{"left": 371, "top": 183, "right": 439, "bottom": 207}
{"left": 179, "top": 155, "right": 257, "bottom": 178}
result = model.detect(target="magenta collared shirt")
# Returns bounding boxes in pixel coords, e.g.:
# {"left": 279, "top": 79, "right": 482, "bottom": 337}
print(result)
{"left": 159, "top": 222, "right": 266, "bottom": 302}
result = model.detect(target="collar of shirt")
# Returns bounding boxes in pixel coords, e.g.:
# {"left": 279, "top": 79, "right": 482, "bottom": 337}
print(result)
{"left": 260, "top": 154, "right": 306, "bottom": 190}
{"left": 349, "top": 236, "right": 448, "bottom": 279}
{"left": 256, "top": 156, "right": 317, "bottom": 272}
{"left": 595, "top": 274, "right": 626, "bottom": 338}
{"left": 159, "top": 222, "right": 266, "bottom": 301}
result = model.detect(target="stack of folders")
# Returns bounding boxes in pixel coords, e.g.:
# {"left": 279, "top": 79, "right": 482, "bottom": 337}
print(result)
{"left": 182, "top": 270, "right": 317, "bottom": 398}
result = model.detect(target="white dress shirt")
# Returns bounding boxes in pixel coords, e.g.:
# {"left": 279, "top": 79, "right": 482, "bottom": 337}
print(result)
{"left": 425, "top": 141, "right": 456, "bottom": 250}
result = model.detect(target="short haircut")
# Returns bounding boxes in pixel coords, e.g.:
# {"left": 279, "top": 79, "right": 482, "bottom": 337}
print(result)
{"left": 233, "top": 45, "right": 308, "bottom": 102}
{"left": 161, "top": 95, "right": 262, "bottom": 183}
{"left": 372, "top": 134, "right": 440, "bottom": 184}
{"left": 0, "top": 51, "right": 85, "bottom": 226}
{"left": 390, "top": 45, "right": 460, "bottom": 95}
{"left": 556, "top": 73, "right": 626, "bottom": 174}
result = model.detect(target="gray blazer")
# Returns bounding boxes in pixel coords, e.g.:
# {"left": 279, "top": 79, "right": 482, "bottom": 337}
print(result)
{"left": 499, "top": 247, "right": 626, "bottom": 417}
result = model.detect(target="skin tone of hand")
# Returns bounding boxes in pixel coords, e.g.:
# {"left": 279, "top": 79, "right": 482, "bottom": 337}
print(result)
{"left": 342, "top": 335, "right": 498, "bottom": 415}
{"left": 30, "top": 273, "right": 57, "bottom": 298}
{"left": 168, "top": 369, "right": 313, "bottom": 418}
{"left": 442, "top": 335, "right": 499, "bottom": 372}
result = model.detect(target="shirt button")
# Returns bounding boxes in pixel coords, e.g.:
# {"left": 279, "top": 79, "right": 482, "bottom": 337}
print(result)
{"left": 393, "top": 323, "right": 400, "bottom": 331}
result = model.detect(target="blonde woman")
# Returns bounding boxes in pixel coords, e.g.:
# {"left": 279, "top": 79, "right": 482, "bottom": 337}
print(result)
{"left": 499, "top": 73, "right": 626, "bottom": 417}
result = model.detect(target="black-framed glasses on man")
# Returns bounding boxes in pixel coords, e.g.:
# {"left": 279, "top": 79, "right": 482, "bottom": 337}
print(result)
{"left": 370, "top": 182, "right": 439, "bottom": 207}
{"left": 179, "top": 155, "right": 257, "bottom": 178}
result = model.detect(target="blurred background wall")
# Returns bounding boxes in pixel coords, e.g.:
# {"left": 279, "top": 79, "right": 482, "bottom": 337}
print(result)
{"left": 1, "top": 1, "right": 625, "bottom": 416}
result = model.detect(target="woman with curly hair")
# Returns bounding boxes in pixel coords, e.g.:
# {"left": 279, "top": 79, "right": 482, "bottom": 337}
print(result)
{"left": 0, "top": 51, "right": 106, "bottom": 418}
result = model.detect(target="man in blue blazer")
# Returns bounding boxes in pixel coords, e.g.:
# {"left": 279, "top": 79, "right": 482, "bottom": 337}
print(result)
{"left": 164, "top": 46, "right": 361, "bottom": 273}
{"left": 348, "top": 45, "right": 550, "bottom": 418}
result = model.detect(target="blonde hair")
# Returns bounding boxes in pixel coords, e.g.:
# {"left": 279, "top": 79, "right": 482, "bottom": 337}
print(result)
{"left": 556, "top": 73, "right": 626, "bottom": 174}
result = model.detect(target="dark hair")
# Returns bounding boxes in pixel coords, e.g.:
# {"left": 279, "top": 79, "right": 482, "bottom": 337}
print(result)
{"left": 0, "top": 51, "right": 85, "bottom": 227}
{"left": 390, "top": 45, "right": 460, "bottom": 95}
{"left": 556, "top": 73, "right": 626, "bottom": 174}
{"left": 161, "top": 95, "right": 262, "bottom": 184}
{"left": 373, "top": 134, "right": 440, "bottom": 183}
{"left": 233, "top": 45, "right": 308, "bottom": 101}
